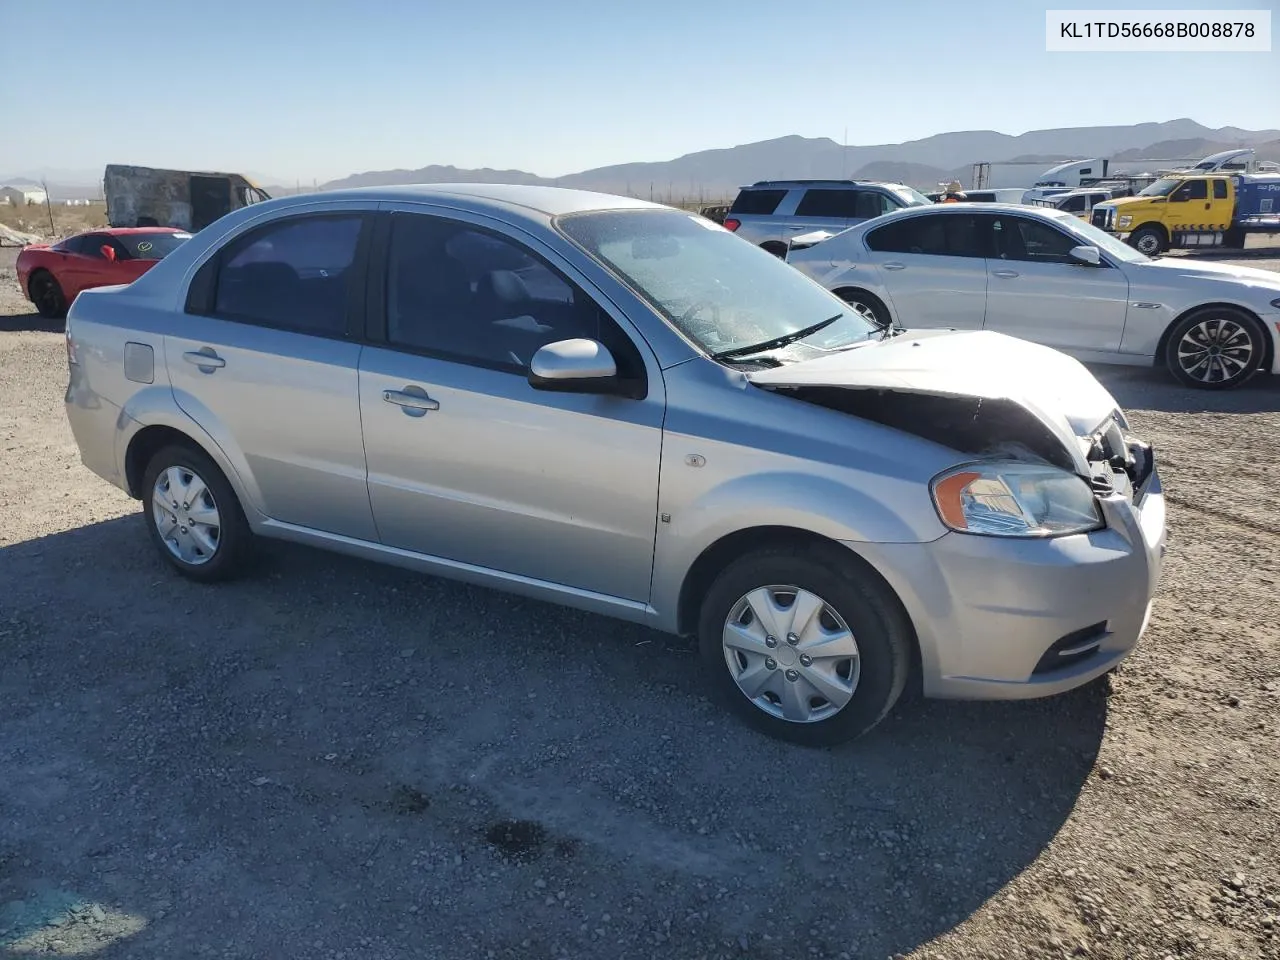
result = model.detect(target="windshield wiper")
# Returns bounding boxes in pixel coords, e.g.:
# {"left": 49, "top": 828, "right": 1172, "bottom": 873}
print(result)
{"left": 712, "top": 314, "right": 842, "bottom": 360}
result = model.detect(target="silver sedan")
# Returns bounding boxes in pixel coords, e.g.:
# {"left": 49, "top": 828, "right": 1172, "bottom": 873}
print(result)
{"left": 63, "top": 184, "right": 1166, "bottom": 745}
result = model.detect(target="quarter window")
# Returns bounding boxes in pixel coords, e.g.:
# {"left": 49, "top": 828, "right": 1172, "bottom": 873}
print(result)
{"left": 384, "top": 214, "right": 643, "bottom": 379}
{"left": 728, "top": 189, "right": 787, "bottom": 216}
{"left": 212, "top": 215, "right": 364, "bottom": 334}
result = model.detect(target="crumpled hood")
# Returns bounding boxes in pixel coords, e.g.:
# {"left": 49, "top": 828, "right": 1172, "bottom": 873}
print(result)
{"left": 746, "top": 329, "right": 1120, "bottom": 469}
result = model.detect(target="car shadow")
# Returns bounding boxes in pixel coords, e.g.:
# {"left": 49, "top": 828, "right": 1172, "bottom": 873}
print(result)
{"left": 1, "top": 515, "right": 1109, "bottom": 959}
{"left": 0, "top": 309, "right": 62, "bottom": 334}
{"left": 1086, "top": 363, "right": 1280, "bottom": 414}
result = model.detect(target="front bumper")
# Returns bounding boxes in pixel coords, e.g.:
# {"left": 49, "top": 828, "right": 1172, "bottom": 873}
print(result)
{"left": 848, "top": 470, "right": 1167, "bottom": 700}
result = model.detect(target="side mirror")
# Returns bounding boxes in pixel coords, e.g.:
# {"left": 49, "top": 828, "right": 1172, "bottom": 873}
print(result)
{"left": 528, "top": 339, "right": 621, "bottom": 394}
{"left": 1069, "top": 245, "right": 1101, "bottom": 266}
{"left": 100, "top": 244, "right": 117, "bottom": 262}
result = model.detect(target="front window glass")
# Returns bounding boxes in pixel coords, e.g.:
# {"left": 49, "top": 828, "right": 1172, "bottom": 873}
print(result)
{"left": 557, "top": 208, "right": 879, "bottom": 359}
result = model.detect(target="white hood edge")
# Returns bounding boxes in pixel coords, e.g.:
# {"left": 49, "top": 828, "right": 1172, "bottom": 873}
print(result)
{"left": 746, "top": 329, "right": 1121, "bottom": 473}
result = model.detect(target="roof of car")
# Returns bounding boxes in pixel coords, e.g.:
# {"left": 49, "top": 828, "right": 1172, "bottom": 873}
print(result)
{"left": 89, "top": 227, "right": 186, "bottom": 236}
{"left": 286, "top": 183, "right": 664, "bottom": 217}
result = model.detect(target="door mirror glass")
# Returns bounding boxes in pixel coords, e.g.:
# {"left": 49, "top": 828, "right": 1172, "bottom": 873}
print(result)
{"left": 100, "top": 244, "right": 117, "bottom": 262}
{"left": 1069, "top": 245, "right": 1101, "bottom": 266}
{"left": 528, "top": 339, "right": 619, "bottom": 393}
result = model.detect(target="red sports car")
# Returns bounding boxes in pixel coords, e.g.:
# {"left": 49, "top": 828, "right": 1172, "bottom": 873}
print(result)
{"left": 17, "top": 227, "right": 192, "bottom": 319}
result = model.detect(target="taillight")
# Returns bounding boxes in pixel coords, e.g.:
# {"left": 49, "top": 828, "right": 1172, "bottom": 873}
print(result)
{"left": 66, "top": 323, "right": 78, "bottom": 365}
{"left": 723, "top": 218, "right": 741, "bottom": 232}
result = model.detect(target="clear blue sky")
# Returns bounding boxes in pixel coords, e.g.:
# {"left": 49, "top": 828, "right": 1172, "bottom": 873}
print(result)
{"left": 2, "top": 0, "right": 1276, "bottom": 184}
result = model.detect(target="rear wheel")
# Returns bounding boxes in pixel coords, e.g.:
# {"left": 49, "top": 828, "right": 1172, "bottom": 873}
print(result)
{"left": 697, "top": 544, "right": 912, "bottom": 747}
{"left": 29, "top": 270, "right": 67, "bottom": 319}
{"left": 760, "top": 242, "right": 788, "bottom": 259}
{"left": 141, "top": 443, "right": 254, "bottom": 581}
{"left": 833, "top": 288, "right": 892, "bottom": 330}
{"left": 1164, "top": 307, "right": 1267, "bottom": 390}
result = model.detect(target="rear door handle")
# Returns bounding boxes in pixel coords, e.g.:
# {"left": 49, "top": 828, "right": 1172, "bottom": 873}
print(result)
{"left": 992, "top": 269, "right": 1019, "bottom": 278}
{"left": 882, "top": 261, "right": 906, "bottom": 271}
{"left": 383, "top": 387, "right": 440, "bottom": 416}
{"left": 183, "top": 349, "right": 225, "bottom": 370}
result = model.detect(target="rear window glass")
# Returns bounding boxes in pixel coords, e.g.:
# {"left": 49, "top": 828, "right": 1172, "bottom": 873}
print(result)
{"left": 795, "top": 189, "right": 860, "bottom": 218}
{"left": 116, "top": 231, "right": 192, "bottom": 260}
{"left": 728, "top": 189, "right": 787, "bottom": 216}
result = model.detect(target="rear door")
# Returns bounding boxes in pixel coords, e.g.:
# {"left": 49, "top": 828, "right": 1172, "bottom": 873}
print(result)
{"left": 779, "top": 188, "right": 858, "bottom": 243}
{"left": 167, "top": 209, "right": 379, "bottom": 539}
{"left": 861, "top": 212, "right": 991, "bottom": 329}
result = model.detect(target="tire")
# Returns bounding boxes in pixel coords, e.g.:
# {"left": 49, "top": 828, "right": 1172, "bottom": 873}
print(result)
{"left": 1163, "top": 307, "right": 1267, "bottom": 390}
{"left": 29, "top": 270, "right": 67, "bottom": 320}
{"left": 833, "top": 288, "right": 892, "bottom": 330}
{"left": 141, "top": 443, "right": 253, "bottom": 581}
{"left": 760, "top": 242, "right": 787, "bottom": 259}
{"left": 696, "top": 543, "right": 912, "bottom": 747}
{"left": 1129, "top": 226, "right": 1165, "bottom": 256}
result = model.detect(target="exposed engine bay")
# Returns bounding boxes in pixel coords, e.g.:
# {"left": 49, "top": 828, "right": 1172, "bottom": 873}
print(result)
{"left": 770, "top": 385, "right": 1154, "bottom": 503}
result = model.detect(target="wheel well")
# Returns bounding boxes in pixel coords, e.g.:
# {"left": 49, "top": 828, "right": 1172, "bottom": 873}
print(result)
{"left": 1152, "top": 302, "right": 1274, "bottom": 371}
{"left": 675, "top": 524, "right": 923, "bottom": 689}
{"left": 1132, "top": 222, "right": 1168, "bottom": 241}
{"left": 832, "top": 287, "right": 890, "bottom": 320}
{"left": 760, "top": 241, "right": 788, "bottom": 258}
{"left": 124, "top": 425, "right": 205, "bottom": 499}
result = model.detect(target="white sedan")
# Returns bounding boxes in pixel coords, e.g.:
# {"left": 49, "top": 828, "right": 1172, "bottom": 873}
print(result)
{"left": 785, "top": 203, "right": 1280, "bottom": 389}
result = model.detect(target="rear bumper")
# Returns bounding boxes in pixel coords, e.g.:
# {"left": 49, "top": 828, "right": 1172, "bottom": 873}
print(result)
{"left": 65, "top": 362, "right": 129, "bottom": 494}
{"left": 848, "top": 471, "right": 1167, "bottom": 700}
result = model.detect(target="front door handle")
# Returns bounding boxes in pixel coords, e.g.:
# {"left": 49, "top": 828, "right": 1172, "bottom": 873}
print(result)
{"left": 992, "top": 269, "right": 1019, "bottom": 278}
{"left": 882, "top": 261, "right": 906, "bottom": 271}
{"left": 183, "top": 348, "right": 225, "bottom": 370}
{"left": 383, "top": 387, "right": 440, "bottom": 417}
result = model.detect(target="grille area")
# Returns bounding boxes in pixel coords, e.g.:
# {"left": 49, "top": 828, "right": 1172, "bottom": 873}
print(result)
{"left": 1091, "top": 208, "right": 1110, "bottom": 230}
{"left": 1033, "top": 622, "right": 1108, "bottom": 675}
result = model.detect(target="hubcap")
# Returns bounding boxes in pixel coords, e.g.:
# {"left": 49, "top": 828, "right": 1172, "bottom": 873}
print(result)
{"left": 151, "top": 465, "right": 221, "bottom": 565}
{"left": 1176, "top": 317, "right": 1254, "bottom": 384}
{"left": 1136, "top": 234, "right": 1160, "bottom": 254}
{"left": 721, "top": 585, "right": 860, "bottom": 724}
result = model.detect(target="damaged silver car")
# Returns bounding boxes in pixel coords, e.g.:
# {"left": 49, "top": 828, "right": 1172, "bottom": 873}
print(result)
{"left": 62, "top": 184, "right": 1166, "bottom": 745}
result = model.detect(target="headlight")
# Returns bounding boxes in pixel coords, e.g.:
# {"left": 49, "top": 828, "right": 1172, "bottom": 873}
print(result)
{"left": 931, "top": 462, "right": 1103, "bottom": 538}
{"left": 1117, "top": 215, "right": 1133, "bottom": 228}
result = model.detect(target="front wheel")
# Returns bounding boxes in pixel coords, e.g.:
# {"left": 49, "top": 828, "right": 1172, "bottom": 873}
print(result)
{"left": 697, "top": 544, "right": 912, "bottom": 746}
{"left": 1164, "top": 307, "right": 1267, "bottom": 390}
{"left": 141, "top": 443, "right": 254, "bottom": 581}
{"left": 1129, "top": 227, "right": 1166, "bottom": 256}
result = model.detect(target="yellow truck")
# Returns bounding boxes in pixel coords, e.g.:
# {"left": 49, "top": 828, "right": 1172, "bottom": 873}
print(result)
{"left": 1090, "top": 172, "right": 1280, "bottom": 255}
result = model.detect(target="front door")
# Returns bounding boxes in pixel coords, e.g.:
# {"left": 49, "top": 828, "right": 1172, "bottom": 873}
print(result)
{"left": 166, "top": 210, "right": 378, "bottom": 540}
{"left": 357, "top": 210, "right": 665, "bottom": 602}
{"left": 861, "top": 211, "right": 990, "bottom": 330}
{"left": 1164, "top": 177, "right": 1213, "bottom": 235}
{"left": 983, "top": 213, "right": 1130, "bottom": 354}
{"left": 190, "top": 175, "right": 232, "bottom": 231}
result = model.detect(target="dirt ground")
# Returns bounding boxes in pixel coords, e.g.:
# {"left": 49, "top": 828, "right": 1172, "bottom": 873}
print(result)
{"left": 2, "top": 245, "right": 1279, "bottom": 960}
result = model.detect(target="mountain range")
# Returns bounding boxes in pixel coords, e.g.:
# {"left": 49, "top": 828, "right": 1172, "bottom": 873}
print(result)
{"left": 6, "top": 119, "right": 1278, "bottom": 203}
{"left": 315, "top": 119, "right": 1280, "bottom": 199}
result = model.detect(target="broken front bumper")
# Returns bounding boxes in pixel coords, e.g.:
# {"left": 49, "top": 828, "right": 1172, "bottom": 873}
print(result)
{"left": 846, "top": 469, "right": 1167, "bottom": 700}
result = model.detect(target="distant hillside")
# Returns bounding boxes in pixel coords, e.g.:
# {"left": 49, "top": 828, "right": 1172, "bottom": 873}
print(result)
{"left": 1112, "top": 138, "right": 1280, "bottom": 164}
{"left": 318, "top": 119, "right": 1280, "bottom": 198}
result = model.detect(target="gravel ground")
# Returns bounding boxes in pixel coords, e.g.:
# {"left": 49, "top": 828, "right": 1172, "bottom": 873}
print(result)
{"left": 2, "top": 245, "right": 1279, "bottom": 960}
